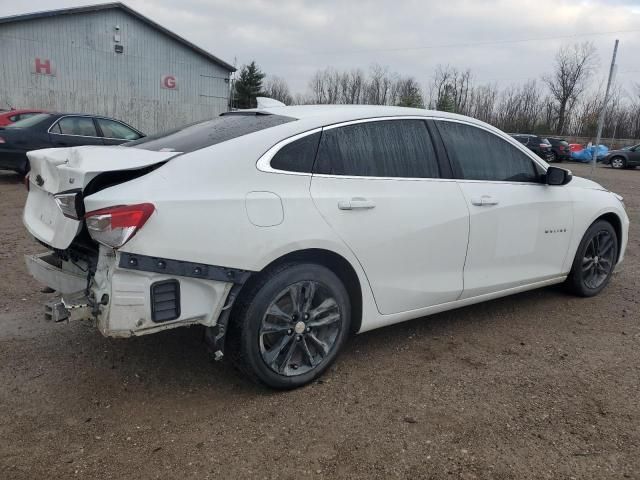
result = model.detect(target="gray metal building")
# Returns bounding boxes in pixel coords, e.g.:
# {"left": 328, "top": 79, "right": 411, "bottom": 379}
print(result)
{"left": 0, "top": 2, "right": 235, "bottom": 134}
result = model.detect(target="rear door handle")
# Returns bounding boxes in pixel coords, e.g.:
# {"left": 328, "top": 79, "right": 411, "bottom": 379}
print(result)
{"left": 471, "top": 195, "right": 499, "bottom": 206}
{"left": 338, "top": 197, "right": 376, "bottom": 210}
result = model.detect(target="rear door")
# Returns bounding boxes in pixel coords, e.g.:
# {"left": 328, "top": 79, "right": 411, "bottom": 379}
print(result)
{"left": 95, "top": 118, "right": 143, "bottom": 145}
{"left": 49, "top": 116, "right": 104, "bottom": 147}
{"left": 435, "top": 120, "right": 573, "bottom": 298}
{"left": 310, "top": 118, "right": 469, "bottom": 315}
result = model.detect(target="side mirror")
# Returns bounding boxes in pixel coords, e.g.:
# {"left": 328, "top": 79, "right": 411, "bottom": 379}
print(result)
{"left": 545, "top": 166, "right": 572, "bottom": 186}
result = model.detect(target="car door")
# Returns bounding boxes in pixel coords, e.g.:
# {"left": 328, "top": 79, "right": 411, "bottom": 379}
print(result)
{"left": 310, "top": 118, "right": 470, "bottom": 315}
{"left": 434, "top": 120, "right": 574, "bottom": 299}
{"left": 95, "top": 117, "right": 143, "bottom": 145}
{"left": 48, "top": 116, "right": 104, "bottom": 147}
{"left": 630, "top": 145, "right": 640, "bottom": 165}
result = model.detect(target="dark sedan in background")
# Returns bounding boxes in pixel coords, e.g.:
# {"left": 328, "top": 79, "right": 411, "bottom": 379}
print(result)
{"left": 0, "top": 113, "right": 144, "bottom": 175}
{"left": 604, "top": 144, "right": 640, "bottom": 169}
{"left": 546, "top": 137, "right": 571, "bottom": 162}
{"left": 509, "top": 134, "right": 553, "bottom": 161}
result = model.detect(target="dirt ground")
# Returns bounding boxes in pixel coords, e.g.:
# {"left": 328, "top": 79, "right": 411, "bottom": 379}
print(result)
{"left": 0, "top": 162, "right": 638, "bottom": 480}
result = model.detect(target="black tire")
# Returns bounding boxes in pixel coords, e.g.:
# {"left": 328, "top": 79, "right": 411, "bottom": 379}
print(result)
{"left": 609, "top": 156, "right": 626, "bottom": 169}
{"left": 227, "top": 262, "right": 351, "bottom": 389}
{"left": 549, "top": 151, "right": 558, "bottom": 163}
{"left": 565, "top": 220, "right": 618, "bottom": 297}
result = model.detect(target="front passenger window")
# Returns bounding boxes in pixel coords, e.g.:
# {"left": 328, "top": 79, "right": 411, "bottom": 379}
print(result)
{"left": 437, "top": 121, "right": 539, "bottom": 182}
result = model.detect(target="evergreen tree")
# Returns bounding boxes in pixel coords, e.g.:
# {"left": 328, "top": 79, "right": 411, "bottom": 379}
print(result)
{"left": 233, "top": 61, "right": 266, "bottom": 109}
{"left": 436, "top": 84, "right": 455, "bottom": 112}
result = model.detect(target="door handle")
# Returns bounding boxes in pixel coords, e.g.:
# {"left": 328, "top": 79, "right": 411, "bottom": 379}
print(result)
{"left": 338, "top": 197, "right": 376, "bottom": 210}
{"left": 471, "top": 195, "right": 499, "bottom": 206}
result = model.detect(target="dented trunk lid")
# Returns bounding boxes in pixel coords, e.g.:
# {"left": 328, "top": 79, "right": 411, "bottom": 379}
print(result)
{"left": 23, "top": 145, "right": 178, "bottom": 250}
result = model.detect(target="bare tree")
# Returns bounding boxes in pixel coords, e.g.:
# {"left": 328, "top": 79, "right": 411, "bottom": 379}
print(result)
{"left": 430, "top": 65, "right": 473, "bottom": 114}
{"left": 263, "top": 76, "right": 293, "bottom": 105}
{"left": 542, "top": 42, "right": 598, "bottom": 134}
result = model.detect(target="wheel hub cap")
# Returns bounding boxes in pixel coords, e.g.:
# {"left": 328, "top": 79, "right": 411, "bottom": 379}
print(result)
{"left": 294, "top": 321, "right": 306, "bottom": 334}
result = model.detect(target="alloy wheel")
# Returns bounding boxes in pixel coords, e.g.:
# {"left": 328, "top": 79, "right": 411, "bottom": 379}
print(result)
{"left": 581, "top": 230, "right": 616, "bottom": 289}
{"left": 611, "top": 157, "right": 624, "bottom": 169}
{"left": 259, "top": 281, "right": 342, "bottom": 376}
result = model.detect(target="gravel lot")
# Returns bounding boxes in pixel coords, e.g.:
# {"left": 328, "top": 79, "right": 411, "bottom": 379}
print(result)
{"left": 0, "top": 162, "right": 638, "bottom": 479}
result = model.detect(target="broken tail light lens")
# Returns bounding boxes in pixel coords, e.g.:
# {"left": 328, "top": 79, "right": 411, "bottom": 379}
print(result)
{"left": 85, "top": 203, "right": 155, "bottom": 248}
{"left": 54, "top": 192, "right": 81, "bottom": 219}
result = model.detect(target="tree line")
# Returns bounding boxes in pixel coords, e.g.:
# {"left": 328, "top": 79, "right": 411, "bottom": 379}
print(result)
{"left": 232, "top": 42, "right": 640, "bottom": 140}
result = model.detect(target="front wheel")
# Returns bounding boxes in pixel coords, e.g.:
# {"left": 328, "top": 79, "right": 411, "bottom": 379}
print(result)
{"left": 565, "top": 220, "right": 618, "bottom": 297}
{"left": 228, "top": 263, "right": 351, "bottom": 389}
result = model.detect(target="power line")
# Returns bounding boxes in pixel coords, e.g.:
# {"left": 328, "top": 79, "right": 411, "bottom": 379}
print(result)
{"left": 312, "top": 29, "right": 640, "bottom": 55}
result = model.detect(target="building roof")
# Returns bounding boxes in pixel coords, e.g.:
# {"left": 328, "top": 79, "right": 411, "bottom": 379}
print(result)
{"left": 0, "top": 2, "right": 235, "bottom": 72}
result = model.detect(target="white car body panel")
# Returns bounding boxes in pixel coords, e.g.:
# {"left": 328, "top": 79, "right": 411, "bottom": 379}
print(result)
{"left": 311, "top": 175, "right": 469, "bottom": 314}
{"left": 456, "top": 180, "right": 573, "bottom": 298}
{"left": 22, "top": 105, "right": 629, "bottom": 339}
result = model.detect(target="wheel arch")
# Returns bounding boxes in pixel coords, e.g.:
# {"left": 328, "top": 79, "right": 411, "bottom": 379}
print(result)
{"left": 595, "top": 212, "right": 623, "bottom": 263}
{"left": 241, "top": 248, "right": 364, "bottom": 334}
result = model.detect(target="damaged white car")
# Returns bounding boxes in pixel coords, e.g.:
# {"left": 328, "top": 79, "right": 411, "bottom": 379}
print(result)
{"left": 24, "top": 105, "right": 629, "bottom": 389}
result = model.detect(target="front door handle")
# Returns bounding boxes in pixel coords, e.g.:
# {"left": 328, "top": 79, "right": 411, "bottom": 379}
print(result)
{"left": 338, "top": 197, "right": 376, "bottom": 210}
{"left": 471, "top": 195, "right": 499, "bottom": 206}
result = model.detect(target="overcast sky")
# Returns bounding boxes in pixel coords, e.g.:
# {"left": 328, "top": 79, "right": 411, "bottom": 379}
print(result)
{"left": 2, "top": 0, "right": 639, "bottom": 96}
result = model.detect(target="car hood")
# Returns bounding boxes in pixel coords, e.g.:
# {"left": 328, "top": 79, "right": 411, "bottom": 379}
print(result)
{"left": 569, "top": 175, "right": 607, "bottom": 191}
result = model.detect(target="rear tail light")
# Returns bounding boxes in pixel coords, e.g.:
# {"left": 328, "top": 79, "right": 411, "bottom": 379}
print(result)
{"left": 85, "top": 203, "right": 155, "bottom": 248}
{"left": 540, "top": 144, "right": 550, "bottom": 149}
{"left": 54, "top": 191, "right": 82, "bottom": 219}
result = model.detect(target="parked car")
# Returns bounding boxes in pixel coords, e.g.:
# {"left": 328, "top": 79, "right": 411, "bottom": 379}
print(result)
{"left": 603, "top": 144, "right": 640, "bottom": 169}
{"left": 569, "top": 143, "right": 584, "bottom": 152}
{"left": 0, "top": 113, "right": 144, "bottom": 175}
{"left": 509, "top": 134, "right": 553, "bottom": 161}
{"left": 23, "top": 106, "right": 628, "bottom": 389}
{"left": 0, "top": 108, "right": 47, "bottom": 127}
{"left": 546, "top": 137, "right": 572, "bottom": 162}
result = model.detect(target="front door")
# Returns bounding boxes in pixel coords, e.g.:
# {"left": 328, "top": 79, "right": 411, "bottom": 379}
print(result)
{"left": 310, "top": 118, "right": 470, "bottom": 315}
{"left": 435, "top": 120, "right": 574, "bottom": 298}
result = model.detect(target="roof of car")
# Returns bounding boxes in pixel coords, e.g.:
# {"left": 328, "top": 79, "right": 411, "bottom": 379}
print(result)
{"left": 250, "top": 105, "right": 491, "bottom": 128}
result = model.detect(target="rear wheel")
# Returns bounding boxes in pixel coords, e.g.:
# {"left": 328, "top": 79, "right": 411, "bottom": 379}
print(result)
{"left": 228, "top": 263, "right": 351, "bottom": 389}
{"left": 566, "top": 220, "right": 618, "bottom": 297}
{"left": 610, "top": 156, "right": 626, "bottom": 169}
{"left": 549, "top": 151, "right": 558, "bottom": 163}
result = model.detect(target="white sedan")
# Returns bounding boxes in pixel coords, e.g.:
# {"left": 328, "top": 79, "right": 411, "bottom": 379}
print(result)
{"left": 23, "top": 105, "right": 629, "bottom": 389}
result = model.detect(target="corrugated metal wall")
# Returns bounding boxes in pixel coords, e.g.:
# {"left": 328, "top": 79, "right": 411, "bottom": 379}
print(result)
{"left": 0, "top": 9, "right": 232, "bottom": 134}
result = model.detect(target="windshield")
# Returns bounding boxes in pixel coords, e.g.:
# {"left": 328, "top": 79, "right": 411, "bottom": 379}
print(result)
{"left": 5, "top": 113, "right": 53, "bottom": 129}
{"left": 128, "top": 113, "right": 296, "bottom": 153}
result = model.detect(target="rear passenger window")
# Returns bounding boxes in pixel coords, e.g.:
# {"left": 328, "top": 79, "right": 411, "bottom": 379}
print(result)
{"left": 271, "top": 132, "right": 321, "bottom": 173}
{"left": 314, "top": 120, "right": 440, "bottom": 178}
{"left": 437, "top": 122, "right": 539, "bottom": 183}
{"left": 55, "top": 117, "right": 98, "bottom": 137}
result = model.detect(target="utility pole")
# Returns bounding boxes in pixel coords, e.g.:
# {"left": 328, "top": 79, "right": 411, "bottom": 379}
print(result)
{"left": 591, "top": 39, "right": 619, "bottom": 175}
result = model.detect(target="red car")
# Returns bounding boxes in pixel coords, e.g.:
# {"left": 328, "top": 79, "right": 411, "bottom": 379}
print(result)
{"left": 0, "top": 109, "right": 47, "bottom": 127}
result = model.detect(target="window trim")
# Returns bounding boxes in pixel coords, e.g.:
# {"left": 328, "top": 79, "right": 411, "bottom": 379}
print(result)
{"left": 95, "top": 117, "right": 143, "bottom": 141}
{"left": 48, "top": 115, "right": 102, "bottom": 139}
{"left": 256, "top": 127, "right": 323, "bottom": 176}
{"left": 257, "top": 116, "right": 444, "bottom": 179}
{"left": 48, "top": 115, "right": 143, "bottom": 140}
{"left": 431, "top": 117, "right": 548, "bottom": 186}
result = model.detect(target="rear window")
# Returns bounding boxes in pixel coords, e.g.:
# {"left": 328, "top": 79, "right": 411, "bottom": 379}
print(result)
{"left": 5, "top": 113, "right": 53, "bottom": 129}
{"left": 128, "top": 113, "right": 295, "bottom": 153}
